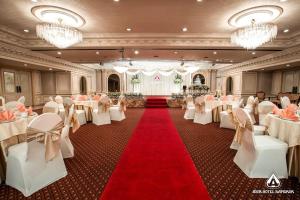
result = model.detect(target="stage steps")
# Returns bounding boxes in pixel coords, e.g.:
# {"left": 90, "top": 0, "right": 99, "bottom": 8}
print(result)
{"left": 146, "top": 97, "right": 168, "bottom": 108}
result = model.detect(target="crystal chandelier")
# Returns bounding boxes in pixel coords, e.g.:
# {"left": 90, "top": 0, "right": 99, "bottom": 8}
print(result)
{"left": 36, "top": 23, "right": 83, "bottom": 49}
{"left": 231, "top": 20, "right": 277, "bottom": 49}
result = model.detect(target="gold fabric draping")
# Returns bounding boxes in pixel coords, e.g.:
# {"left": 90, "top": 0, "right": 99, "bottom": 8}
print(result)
{"left": 288, "top": 146, "right": 300, "bottom": 181}
{"left": 195, "top": 102, "right": 205, "bottom": 113}
{"left": 233, "top": 114, "right": 253, "bottom": 146}
{"left": 27, "top": 121, "right": 64, "bottom": 161}
{"left": 212, "top": 105, "right": 223, "bottom": 122}
{"left": 119, "top": 98, "right": 127, "bottom": 112}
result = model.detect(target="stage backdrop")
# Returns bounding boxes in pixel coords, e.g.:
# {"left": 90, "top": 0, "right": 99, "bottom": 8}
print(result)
{"left": 126, "top": 73, "right": 190, "bottom": 95}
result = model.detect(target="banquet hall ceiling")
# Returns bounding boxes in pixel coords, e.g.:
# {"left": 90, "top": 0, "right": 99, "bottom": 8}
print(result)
{"left": 0, "top": 0, "right": 299, "bottom": 64}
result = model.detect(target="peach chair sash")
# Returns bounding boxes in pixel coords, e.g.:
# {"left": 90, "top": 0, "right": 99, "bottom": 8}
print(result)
{"left": 27, "top": 121, "right": 64, "bottom": 161}
{"left": 195, "top": 96, "right": 205, "bottom": 113}
{"left": 234, "top": 108, "right": 254, "bottom": 149}
{"left": 118, "top": 95, "right": 127, "bottom": 112}
{"left": 98, "top": 95, "right": 111, "bottom": 112}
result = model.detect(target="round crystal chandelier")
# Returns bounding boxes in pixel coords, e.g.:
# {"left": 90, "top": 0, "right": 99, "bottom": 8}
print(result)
{"left": 228, "top": 5, "right": 282, "bottom": 49}
{"left": 32, "top": 6, "right": 85, "bottom": 49}
{"left": 36, "top": 23, "right": 83, "bottom": 49}
{"left": 231, "top": 20, "right": 277, "bottom": 49}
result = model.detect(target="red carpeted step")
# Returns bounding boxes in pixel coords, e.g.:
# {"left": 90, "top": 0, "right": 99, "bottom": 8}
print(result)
{"left": 146, "top": 97, "right": 168, "bottom": 108}
{"left": 100, "top": 108, "right": 211, "bottom": 200}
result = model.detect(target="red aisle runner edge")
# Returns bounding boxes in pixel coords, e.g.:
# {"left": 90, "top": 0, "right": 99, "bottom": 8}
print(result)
{"left": 100, "top": 108, "right": 211, "bottom": 200}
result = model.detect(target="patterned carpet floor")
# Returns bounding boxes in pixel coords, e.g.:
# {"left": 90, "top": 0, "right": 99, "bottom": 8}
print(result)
{"left": 168, "top": 108, "right": 300, "bottom": 200}
{"left": 0, "top": 108, "right": 299, "bottom": 199}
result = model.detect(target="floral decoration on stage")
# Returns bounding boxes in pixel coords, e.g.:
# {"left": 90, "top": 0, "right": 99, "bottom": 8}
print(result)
{"left": 173, "top": 74, "right": 183, "bottom": 84}
{"left": 131, "top": 75, "right": 141, "bottom": 84}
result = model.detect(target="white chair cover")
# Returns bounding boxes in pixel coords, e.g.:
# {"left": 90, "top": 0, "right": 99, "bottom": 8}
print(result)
{"left": 184, "top": 95, "right": 195, "bottom": 120}
{"left": 60, "top": 104, "right": 75, "bottom": 158}
{"left": 243, "top": 96, "right": 257, "bottom": 124}
{"left": 17, "top": 96, "right": 25, "bottom": 104}
{"left": 193, "top": 96, "right": 212, "bottom": 125}
{"left": 6, "top": 113, "right": 67, "bottom": 197}
{"left": 109, "top": 96, "right": 126, "bottom": 121}
{"left": 233, "top": 108, "right": 288, "bottom": 178}
{"left": 43, "top": 101, "right": 59, "bottom": 114}
{"left": 92, "top": 95, "right": 111, "bottom": 125}
{"left": 5, "top": 101, "right": 19, "bottom": 111}
{"left": 280, "top": 96, "right": 291, "bottom": 109}
{"left": 258, "top": 101, "right": 275, "bottom": 126}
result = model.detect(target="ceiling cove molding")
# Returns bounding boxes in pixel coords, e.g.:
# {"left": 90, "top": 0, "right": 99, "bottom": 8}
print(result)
{"left": 0, "top": 41, "right": 95, "bottom": 74}
{"left": 217, "top": 45, "right": 300, "bottom": 76}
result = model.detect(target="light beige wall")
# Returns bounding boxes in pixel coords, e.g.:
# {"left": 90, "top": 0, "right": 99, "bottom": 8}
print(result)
{"left": 41, "top": 71, "right": 56, "bottom": 95}
{"left": 281, "top": 69, "right": 300, "bottom": 93}
{"left": 257, "top": 71, "right": 272, "bottom": 95}
{"left": 56, "top": 72, "right": 71, "bottom": 95}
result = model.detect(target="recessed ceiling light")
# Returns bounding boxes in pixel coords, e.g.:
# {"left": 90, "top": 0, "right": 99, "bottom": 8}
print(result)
{"left": 31, "top": 0, "right": 38, "bottom": 2}
{"left": 96, "top": 51, "right": 100, "bottom": 55}
{"left": 49, "top": 68, "right": 53, "bottom": 71}
{"left": 286, "top": 64, "right": 290, "bottom": 67}
{"left": 23, "top": 29, "right": 29, "bottom": 33}
{"left": 280, "top": 0, "right": 288, "bottom": 2}
{"left": 252, "top": 52, "right": 256, "bottom": 55}
{"left": 261, "top": 69, "right": 265, "bottom": 70}
{"left": 213, "top": 51, "right": 217, "bottom": 55}
{"left": 57, "top": 51, "right": 62, "bottom": 55}
{"left": 230, "top": 60, "right": 233, "bottom": 63}
{"left": 24, "top": 63, "right": 28, "bottom": 67}
{"left": 216, "top": 59, "right": 219, "bottom": 62}
{"left": 197, "top": 0, "right": 203, "bottom": 2}
{"left": 134, "top": 50, "right": 139, "bottom": 55}
{"left": 283, "top": 29, "right": 289, "bottom": 33}
{"left": 182, "top": 27, "right": 188, "bottom": 32}
{"left": 113, "top": 0, "right": 120, "bottom": 2}
{"left": 174, "top": 51, "right": 178, "bottom": 54}
{"left": 126, "top": 27, "right": 132, "bottom": 32}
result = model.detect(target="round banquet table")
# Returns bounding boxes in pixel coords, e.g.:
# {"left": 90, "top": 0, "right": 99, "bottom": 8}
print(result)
{"left": 0, "top": 113, "right": 38, "bottom": 182}
{"left": 265, "top": 114, "right": 300, "bottom": 181}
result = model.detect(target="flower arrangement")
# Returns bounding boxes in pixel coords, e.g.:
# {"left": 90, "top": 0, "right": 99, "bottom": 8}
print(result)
{"left": 171, "top": 93, "right": 184, "bottom": 99}
{"left": 107, "top": 92, "right": 121, "bottom": 99}
{"left": 124, "top": 93, "right": 144, "bottom": 99}
{"left": 173, "top": 74, "right": 183, "bottom": 84}
{"left": 131, "top": 75, "right": 141, "bottom": 84}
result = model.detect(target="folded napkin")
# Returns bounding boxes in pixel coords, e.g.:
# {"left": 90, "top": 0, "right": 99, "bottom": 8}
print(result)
{"left": 220, "top": 96, "right": 227, "bottom": 101}
{"left": 206, "top": 95, "right": 214, "bottom": 101}
{"left": 17, "top": 103, "right": 26, "bottom": 112}
{"left": 279, "top": 104, "right": 299, "bottom": 121}
{"left": 0, "top": 110, "right": 16, "bottom": 121}
{"left": 78, "top": 95, "right": 88, "bottom": 101}
{"left": 93, "top": 95, "right": 100, "bottom": 101}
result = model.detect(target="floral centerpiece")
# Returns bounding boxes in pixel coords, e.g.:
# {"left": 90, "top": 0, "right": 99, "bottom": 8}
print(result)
{"left": 173, "top": 74, "right": 183, "bottom": 84}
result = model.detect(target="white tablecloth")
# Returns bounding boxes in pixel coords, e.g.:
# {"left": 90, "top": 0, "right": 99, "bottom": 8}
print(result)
{"left": 0, "top": 113, "right": 38, "bottom": 142}
{"left": 74, "top": 100, "right": 98, "bottom": 109}
{"left": 265, "top": 114, "right": 300, "bottom": 147}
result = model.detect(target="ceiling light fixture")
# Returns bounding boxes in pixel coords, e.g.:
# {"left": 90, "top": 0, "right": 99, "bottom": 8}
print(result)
{"left": 134, "top": 50, "right": 139, "bottom": 55}
{"left": 126, "top": 27, "right": 132, "bottom": 32}
{"left": 114, "top": 66, "right": 128, "bottom": 73}
{"left": 182, "top": 27, "right": 188, "bottom": 32}
{"left": 114, "top": 0, "right": 120, "bottom": 2}
{"left": 32, "top": 6, "right": 85, "bottom": 49}
{"left": 57, "top": 51, "right": 62, "bottom": 55}
{"left": 286, "top": 64, "right": 290, "bottom": 67}
{"left": 24, "top": 29, "right": 30, "bottom": 33}
{"left": 283, "top": 29, "right": 289, "bottom": 33}
{"left": 252, "top": 52, "right": 256, "bottom": 55}
{"left": 174, "top": 51, "right": 178, "bottom": 54}
{"left": 213, "top": 51, "right": 217, "bottom": 55}
{"left": 231, "top": 20, "right": 277, "bottom": 49}
{"left": 49, "top": 68, "right": 53, "bottom": 71}
{"left": 96, "top": 51, "right": 100, "bottom": 55}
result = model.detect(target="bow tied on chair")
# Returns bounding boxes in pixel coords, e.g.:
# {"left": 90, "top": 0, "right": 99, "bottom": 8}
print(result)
{"left": 118, "top": 96, "right": 127, "bottom": 112}
{"left": 99, "top": 95, "right": 111, "bottom": 112}
{"left": 194, "top": 96, "right": 205, "bottom": 113}
{"left": 27, "top": 121, "right": 64, "bottom": 161}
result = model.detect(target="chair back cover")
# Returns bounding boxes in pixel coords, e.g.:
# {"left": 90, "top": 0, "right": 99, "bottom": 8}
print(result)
{"left": 17, "top": 96, "right": 25, "bottom": 104}
{"left": 43, "top": 101, "right": 59, "bottom": 114}
{"left": 258, "top": 101, "right": 274, "bottom": 114}
{"left": 5, "top": 101, "right": 19, "bottom": 111}
{"left": 227, "top": 95, "right": 234, "bottom": 101}
{"left": 281, "top": 96, "right": 291, "bottom": 109}
{"left": 63, "top": 97, "right": 74, "bottom": 106}
{"left": 186, "top": 95, "right": 194, "bottom": 107}
{"left": 235, "top": 108, "right": 255, "bottom": 152}
{"left": 55, "top": 96, "right": 64, "bottom": 104}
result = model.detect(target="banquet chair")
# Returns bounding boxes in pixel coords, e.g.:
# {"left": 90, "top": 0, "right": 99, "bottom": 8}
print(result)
{"left": 60, "top": 104, "right": 75, "bottom": 158}
{"left": 184, "top": 95, "right": 195, "bottom": 120}
{"left": 280, "top": 96, "right": 291, "bottom": 109}
{"left": 5, "top": 113, "right": 67, "bottom": 197}
{"left": 220, "top": 98, "right": 244, "bottom": 129}
{"left": 54, "top": 96, "right": 66, "bottom": 121}
{"left": 258, "top": 101, "right": 275, "bottom": 126}
{"left": 17, "top": 96, "right": 26, "bottom": 104}
{"left": 193, "top": 96, "right": 212, "bottom": 125}
{"left": 43, "top": 101, "right": 59, "bottom": 114}
{"left": 243, "top": 96, "right": 257, "bottom": 124}
{"left": 64, "top": 97, "right": 87, "bottom": 126}
{"left": 92, "top": 96, "right": 111, "bottom": 126}
{"left": 109, "top": 95, "right": 126, "bottom": 121}
{"left": 233, "top": 108, "right": 288, "bottom": 178}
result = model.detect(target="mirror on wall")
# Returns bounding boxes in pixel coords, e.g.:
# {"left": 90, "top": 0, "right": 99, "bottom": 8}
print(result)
{"left": 80, "top": 76, "right": 87, "bottom": 94}
{"left": 108, "top": 74, "right": 120, "bottom": 92}
{"left": 192, "top": 74, "right": 205, "bottom": 85}
{"left": 226, "top": 76, "right": 233, "bottom": 95}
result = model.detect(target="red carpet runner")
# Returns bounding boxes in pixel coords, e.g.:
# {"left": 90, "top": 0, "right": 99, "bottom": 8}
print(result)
{"left": 100, "top": 108, "right": 211, "bottom": 200}
{"left": 146, "top": 97, "right": 168, "bottom": 108}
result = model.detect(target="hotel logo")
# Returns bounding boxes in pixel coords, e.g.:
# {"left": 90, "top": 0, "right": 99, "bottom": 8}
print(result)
{"left": 266, "top": 173, "right": 281, "bottom": 189}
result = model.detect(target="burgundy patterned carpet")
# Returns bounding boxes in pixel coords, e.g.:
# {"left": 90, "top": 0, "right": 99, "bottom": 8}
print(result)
{"left": 0, "top": 108, "right": 299, "bottom": 200}
{"left": 168, "top": 108, "right": 300, "bottom": 200}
